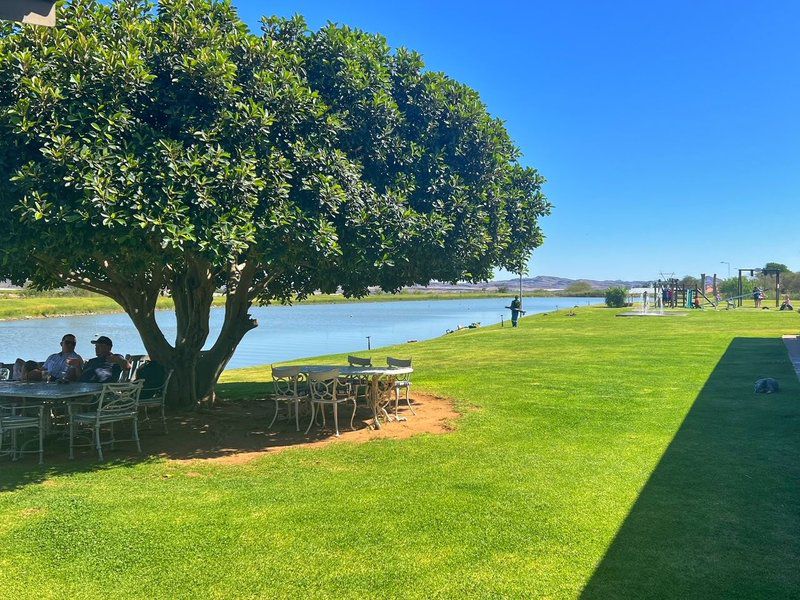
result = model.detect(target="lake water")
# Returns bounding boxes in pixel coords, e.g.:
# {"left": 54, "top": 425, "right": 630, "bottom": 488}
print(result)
{"left": 0, "top": 297, "right": 596, "bottom": 369}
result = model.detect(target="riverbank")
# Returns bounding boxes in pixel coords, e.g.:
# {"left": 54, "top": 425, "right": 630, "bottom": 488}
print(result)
{"left": 0, "top": 290, "right": 570, "bottom": 321}
{"left": 1, "top": 308, "right": 798, "bottom": 597}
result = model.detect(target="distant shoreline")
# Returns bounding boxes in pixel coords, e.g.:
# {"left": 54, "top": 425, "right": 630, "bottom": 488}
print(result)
{"left": 0, "top": 290, "right": 602, "bottom": 322}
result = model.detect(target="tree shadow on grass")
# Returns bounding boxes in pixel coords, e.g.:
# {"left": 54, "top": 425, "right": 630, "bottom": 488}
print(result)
{"left": 1, "top": 379, "right": 431, "bottom": 492}
{"left": 581, "top": 338, "right": 800, "bottom": 599}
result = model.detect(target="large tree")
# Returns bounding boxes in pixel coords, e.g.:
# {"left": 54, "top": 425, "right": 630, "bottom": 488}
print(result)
{"left": 0, "top": 0, "right": 550, "bottom": 406}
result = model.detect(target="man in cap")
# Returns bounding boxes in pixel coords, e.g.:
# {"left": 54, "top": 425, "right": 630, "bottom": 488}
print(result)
{"left": 77, "top": 336, "right": 131, "bottom": 383}
{"left": 42, "top": 333, "right": 83, "bottom": 382}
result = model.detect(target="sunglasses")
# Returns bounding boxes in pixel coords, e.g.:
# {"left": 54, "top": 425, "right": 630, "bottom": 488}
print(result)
{"left": 62, "top": 340, "right": 76, "bottom": 345}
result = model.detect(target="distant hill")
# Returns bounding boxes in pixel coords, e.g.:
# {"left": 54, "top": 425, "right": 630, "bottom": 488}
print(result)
{"left": 406, "top": 275, "right": 648, "bottom": 292}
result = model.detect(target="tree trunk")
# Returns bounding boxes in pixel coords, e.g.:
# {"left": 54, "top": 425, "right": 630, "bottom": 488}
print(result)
{"left": 118, "top": 261, "right": 259, "bottom": 408}
{"left": 73, "top": 258, "right": 262, "bottom": 409}
{"left": 126, "top": 294, "right": 257, "bottom": 408}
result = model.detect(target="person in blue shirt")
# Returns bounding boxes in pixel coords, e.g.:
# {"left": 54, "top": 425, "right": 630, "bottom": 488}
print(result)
{"left": 42, "top": 333, "right": 83, "bottom": 381}
{"left": 77, "top": 336, "right": 131, "bottom": 383}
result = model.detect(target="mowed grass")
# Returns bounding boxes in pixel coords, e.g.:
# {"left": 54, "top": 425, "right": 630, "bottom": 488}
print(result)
{"left": 1, "top": 308, "right": 799, "bottom": 598}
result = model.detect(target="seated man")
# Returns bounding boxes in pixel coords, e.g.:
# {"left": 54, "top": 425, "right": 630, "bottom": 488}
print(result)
{"left": 77, "top": 336, "right": 131, "bottom": 383}
{"left": 21, "top": 360, "right": 44, "bottom": 382}
{"left": 42, "top": 333, "right": 83, "bottom": 382}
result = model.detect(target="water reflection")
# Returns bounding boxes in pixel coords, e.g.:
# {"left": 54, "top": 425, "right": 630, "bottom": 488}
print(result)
{"left": 0, "top": 297, "right": 596, "bottom": 369}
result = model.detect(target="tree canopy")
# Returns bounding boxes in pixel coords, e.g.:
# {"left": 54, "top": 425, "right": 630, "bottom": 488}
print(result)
{"left": 564, "top": 280, "right": 594, "bottom": 295}
{"left": 764, "top": 262, "right": 790, "bottom": 273}
{"left": 0, "top": 0, "right": 550, "bottom": 404}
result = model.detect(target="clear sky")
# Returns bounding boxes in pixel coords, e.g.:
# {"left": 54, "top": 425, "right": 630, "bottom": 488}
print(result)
{"left": 233, "top": 1, "right": 800, "bottom": 281}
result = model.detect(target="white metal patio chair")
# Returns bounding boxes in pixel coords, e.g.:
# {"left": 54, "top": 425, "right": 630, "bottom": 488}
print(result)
{"left": 347, "top": 355, "right": 372, "bottom": 367}
{"left": 68, "top": 382, "right": 143, "bottom": 461}
{"left": 345, "top": 355, "right": 372, "bottom": 403}
{"left": 0, "top": 403, "right": 44, "bottom": 464}
{"left": 305, "top": 369, "right": 357, "bottom": 437}
{"left": 387, "top": 356, "right": 414, "bottom": 416}
{"left": 119, "top": 354, "right": 148, "bottom": 382}
{"left": 138, "top": 369, "right": 173, "bottom": 434}
{"left": 269, "top": 366, "right": 308, "bottom": 431}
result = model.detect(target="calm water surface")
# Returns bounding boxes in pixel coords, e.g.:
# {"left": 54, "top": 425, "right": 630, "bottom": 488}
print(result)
{"left": 1, "top": 297, "right": 596, "bottom": 369}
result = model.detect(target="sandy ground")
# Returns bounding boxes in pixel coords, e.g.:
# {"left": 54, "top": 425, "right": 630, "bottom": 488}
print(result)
{"left": 36, "top": 392, "right": 459, "bottom": 466}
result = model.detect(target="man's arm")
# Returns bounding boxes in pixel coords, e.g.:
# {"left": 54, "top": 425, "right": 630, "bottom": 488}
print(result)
{"left": 110, "top": 354, "right": 132, "bottom": 371}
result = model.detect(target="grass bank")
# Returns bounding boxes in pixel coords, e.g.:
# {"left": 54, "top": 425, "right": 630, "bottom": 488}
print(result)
{"left": 0, "top": 291, "right": 515, "bottom": 321}
{"left": 1, "top": 308, "right": 799, "bottom": 598}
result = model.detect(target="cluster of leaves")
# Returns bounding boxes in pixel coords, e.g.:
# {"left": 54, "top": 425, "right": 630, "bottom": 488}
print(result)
{"left": 0, "top": 0, "right": 550, "bottom": 303}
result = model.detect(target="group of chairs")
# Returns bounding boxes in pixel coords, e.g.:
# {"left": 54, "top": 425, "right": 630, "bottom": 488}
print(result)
{"left": 269, "top": 356, "right": 413, "bottom": 437}
{"left": 0, "top": 366, "right": 173, "bottom": 464}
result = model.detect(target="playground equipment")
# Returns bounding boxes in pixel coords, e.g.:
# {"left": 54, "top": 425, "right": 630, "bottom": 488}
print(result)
{"left": 735, "top": 268, "right": 782, "bottom": 308}
{"left": 649, "top": 267, "right": 785, "bottom": 311}
{"left": 653, "top": 278, "right": 689, "bottom": 309}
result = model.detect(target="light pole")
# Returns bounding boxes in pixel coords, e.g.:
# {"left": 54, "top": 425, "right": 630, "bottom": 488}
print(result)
{"left": 720, "top": 261, "right": 730, "bottom": 278}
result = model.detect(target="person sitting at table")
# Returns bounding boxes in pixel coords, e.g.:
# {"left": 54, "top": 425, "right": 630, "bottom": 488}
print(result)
{"left": 42, "top": 333, "right": 84, "bottom": 382}
{"left": 21, "top": 360, "right": 44, "bottom": 382}
{"left": 77, "top": 336, "right": 131, "bottom": 383}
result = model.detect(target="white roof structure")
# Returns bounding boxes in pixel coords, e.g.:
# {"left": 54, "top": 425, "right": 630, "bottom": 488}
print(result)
{"left": 627, "top": 287, "right": 652, "bottom": 296}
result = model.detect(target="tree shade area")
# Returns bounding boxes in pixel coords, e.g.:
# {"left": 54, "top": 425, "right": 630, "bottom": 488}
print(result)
{"left": 0, "top": 308, "right": 797, "bottom": 597}
{"left": 0, "top": 0, "right": 549, "bottom": 405}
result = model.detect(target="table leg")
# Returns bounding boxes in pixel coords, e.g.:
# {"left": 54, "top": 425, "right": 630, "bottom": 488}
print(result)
{"left": 370, "top": 376, "right": 382, "bottom": 430}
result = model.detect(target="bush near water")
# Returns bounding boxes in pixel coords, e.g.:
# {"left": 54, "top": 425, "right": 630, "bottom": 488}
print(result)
{"left": 605, "top": 287, "right": 628, "bottom": 308}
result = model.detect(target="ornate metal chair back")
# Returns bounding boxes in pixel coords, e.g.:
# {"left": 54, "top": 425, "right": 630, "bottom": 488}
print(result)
{"left": 272, "top": 366, "right": 302, "bottom": 397}
{"left": 347, "top": 355, "right": 372, "bottom": 367}
{"left": 308, "top": 369, "right": 339, "bottom": 402}
{"left": 98, "top": 382, "right": 143, "bottom": 417}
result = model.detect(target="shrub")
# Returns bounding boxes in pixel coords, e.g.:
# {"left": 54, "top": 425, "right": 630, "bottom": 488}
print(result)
{"left": 605, "top": 287, "right": 628, "bottom": 308}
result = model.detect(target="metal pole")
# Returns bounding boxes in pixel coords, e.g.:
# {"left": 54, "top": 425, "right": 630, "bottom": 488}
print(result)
{"left": 737, "top": 270, "right": 742, "bottom": 307}
{"left": 519, "top": 270, "right": 523, "bottom": 312}
{"left": 366, "top": 336, "right": 371, "bottom": 351}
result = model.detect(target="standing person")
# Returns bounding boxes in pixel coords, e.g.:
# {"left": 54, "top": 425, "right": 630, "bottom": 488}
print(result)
{"left": 753, "top": 287, "right": 762, "bottom": 309}
{"left": 42, "top": 333, "right": 83, "bottom": 382}
{"left": 77, "top": 336, "right": 131, "bottom": 383}
{"left": 642, "top": 290, "right": 649, "bottom": 311}
{"left": 509, "top": 296, "right": 522, "bottom": 328}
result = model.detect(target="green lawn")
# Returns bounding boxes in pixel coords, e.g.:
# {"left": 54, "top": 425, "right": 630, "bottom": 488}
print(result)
{"left": 1, "top": 308, "right": 798, "bottom": 598}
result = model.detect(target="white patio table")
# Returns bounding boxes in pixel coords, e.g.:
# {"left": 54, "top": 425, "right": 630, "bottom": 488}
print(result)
{"left": 295, "top": 365, "right": 413, "bottom": 430}
{"left": 0, "top": 381, "right": 104, "bottom": 401}
{"left": 0, "top": 382, "right": 104, "bottom": 453}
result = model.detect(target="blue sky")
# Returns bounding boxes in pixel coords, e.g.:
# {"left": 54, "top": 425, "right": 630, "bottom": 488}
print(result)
{"left": 235, "top": 1, "right": 800, "bottom": 280}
